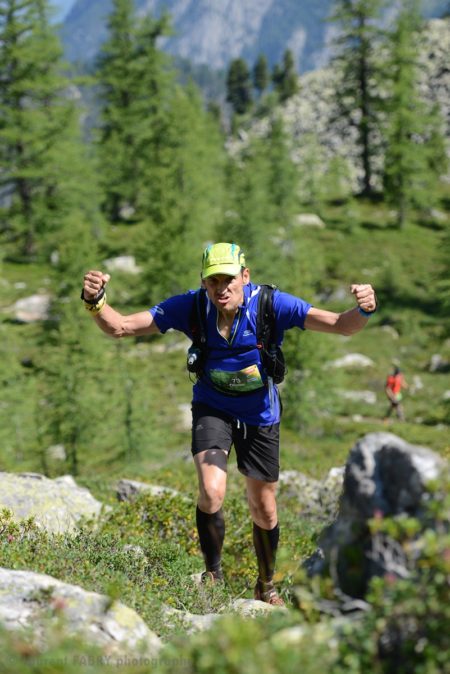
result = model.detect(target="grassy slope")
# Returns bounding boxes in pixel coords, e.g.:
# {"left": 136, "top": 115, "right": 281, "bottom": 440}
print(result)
{"left": 1, "top": 193, "right": 449, "bottom": 488}
{"left": 0, "top": 192, "right": 449, "bottom": 672}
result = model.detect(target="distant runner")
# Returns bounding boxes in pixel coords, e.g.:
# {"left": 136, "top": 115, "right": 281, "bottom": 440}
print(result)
{"left": 385, "top": 366, "right": 408, "bottom": 421}
{"left": 81, "top": 242, "right": 377, "bottom": 605}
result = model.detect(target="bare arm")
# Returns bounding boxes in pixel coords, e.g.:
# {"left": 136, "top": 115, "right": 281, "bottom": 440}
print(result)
{"left": 304, "top": 284, "right": 377, "bottom": 336}
{"left": 82, "top": 270, "right": 160, "bottom": 338}
{"left": 93, "top": 304, "right": 160, "bottom": 338}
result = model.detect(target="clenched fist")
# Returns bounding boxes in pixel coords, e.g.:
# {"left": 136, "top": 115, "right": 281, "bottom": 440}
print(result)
{"left": 82, "top": 270, "right": 111, "bottom": 301}
{"left": 351, "top": 284, "right": 377, "bottom": 314}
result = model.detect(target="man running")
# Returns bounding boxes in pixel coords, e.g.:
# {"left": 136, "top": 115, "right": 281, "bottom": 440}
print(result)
{"left": 385, "top": 365, "right": 408, "bottom": 421}
{"left": 81, "top": 242, "right": 377, "bottom": 605}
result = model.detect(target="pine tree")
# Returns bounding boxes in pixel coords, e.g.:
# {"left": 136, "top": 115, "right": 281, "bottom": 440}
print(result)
{"left": 217, "top": 115, "right": 298, "bottom": 280}
{"left": 95, "top": 0, "right": 171, "bottom": 222}
{"left": 383, "top": 0, "right": 448, "bottom": 227}
{"left": 140, "top": 84, "right": 226, "bottom": 301}
{"left": 329, "top": 0, "right": 387, "bottom": 196}
{"left": 0, "top": 0, "right": 91, "bottom": 258}
{"left": 226, "top": 58, "right": 253, "bottom": 115}
{"left": 253, "top": 54, "right": 269, "bottom": 97}
{"left": 272, "top": 49, "right": 299, "bottom": 102}
{"left": 297, "top": 132, "right": 327, "bottom": 209}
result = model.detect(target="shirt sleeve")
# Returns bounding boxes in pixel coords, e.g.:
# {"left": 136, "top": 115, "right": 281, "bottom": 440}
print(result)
{"left": 273, "top": 290, "right": 312, "bottom": 331}
{"left": 149, "top": 291, "right": 196, "bottom": 335}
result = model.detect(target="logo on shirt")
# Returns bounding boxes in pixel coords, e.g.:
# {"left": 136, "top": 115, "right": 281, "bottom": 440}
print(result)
{"left": 154, "top": 306, "right": 165, "bottom": 315}
{"left": 243, "top": 329, "right": 253, "bottom": 337}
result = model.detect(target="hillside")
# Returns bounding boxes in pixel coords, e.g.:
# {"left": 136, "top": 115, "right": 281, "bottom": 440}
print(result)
{"left": 1, "top": 193, "right": 449, "bottom": 485}
{"left": 231, "top": 18, "right": 450, "bottom": 191}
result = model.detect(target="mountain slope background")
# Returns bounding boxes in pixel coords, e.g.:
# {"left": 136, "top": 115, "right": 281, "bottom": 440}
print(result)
{"left": 57, "top": 0, "right": 449, "bottom": 72}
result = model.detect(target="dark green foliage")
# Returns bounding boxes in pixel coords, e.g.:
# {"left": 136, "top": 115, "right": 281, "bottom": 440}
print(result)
{"left": 95, "top": 0, "right": 172, "bottom": 222}
{"left": 138, "top": 83, "right": 226, "bottom": 301}
{"left": 437, "top": 223, "right": 450, "bottom": 336}
{"left": 272, "top": 49, "right": 299, "bottom": 102}
{"left": 383, "top": 0, "right": 448, "bottom": 227}
{"left": 0, "top": 0, "right": 96, "bottom": 259}
{"left": 226, "top": 58, "right": 253, "bottom": 115}
{"left": 329, "top": 0, "right": 387, "bottom": 195}
{"left": 96, "top": 1, "right": 226, "bottom": 300}
{"left": 253, "top": 54, "right": 269, "bottom": 96}
{"left": 218, "top": 115, "right": 298, "bottom": 276}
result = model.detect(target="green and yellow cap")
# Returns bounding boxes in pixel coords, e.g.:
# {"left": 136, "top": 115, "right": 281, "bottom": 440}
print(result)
{"left": 201, "top": 243, "right": 246, "bottom": 279}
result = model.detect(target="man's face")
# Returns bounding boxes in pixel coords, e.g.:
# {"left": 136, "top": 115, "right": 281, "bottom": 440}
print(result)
{"left": 203, "top": 268, "right": 250, "bottom": 314}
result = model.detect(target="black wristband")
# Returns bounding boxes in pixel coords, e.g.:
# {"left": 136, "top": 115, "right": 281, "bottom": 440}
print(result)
{"left": 80, "top": 286, "right": 105, "bottom": 305}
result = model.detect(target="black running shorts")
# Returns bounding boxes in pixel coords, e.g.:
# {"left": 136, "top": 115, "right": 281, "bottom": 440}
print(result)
{"left": 191, "top": 401, "right": 280, "bottom": 483}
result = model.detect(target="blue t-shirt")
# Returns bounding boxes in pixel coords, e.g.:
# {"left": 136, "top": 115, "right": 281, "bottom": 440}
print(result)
{"left": 150, "top": 283, "right": 311, "bottom": 425}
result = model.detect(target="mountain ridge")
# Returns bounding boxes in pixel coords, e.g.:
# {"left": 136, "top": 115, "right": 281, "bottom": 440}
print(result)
{"left": 58, "top": 0, "right": 449, "bottom": 73}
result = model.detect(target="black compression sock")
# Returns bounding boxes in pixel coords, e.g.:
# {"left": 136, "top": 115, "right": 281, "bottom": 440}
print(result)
{"left": 196, "top": 506, "right": 225, "bottom": 576}
{"left": 253, "top": 522, "right": 280, "bottom": 584}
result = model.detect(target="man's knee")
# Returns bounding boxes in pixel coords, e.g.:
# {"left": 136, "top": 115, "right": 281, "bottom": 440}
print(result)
{"left": 198, "top": 483, "right": 226, "bottom": 513}
{"left": 247, "top": 491, "right": 277, "bottom": 526}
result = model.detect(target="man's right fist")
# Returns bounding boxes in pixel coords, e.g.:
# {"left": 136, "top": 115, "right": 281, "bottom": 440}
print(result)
{"left": 82, "top": 270, "right": 111, "bottom": 301}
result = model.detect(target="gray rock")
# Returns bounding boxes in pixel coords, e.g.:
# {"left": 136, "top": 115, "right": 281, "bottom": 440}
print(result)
{"left": 161, "top": 596, "right": 283, "bottom": 635}
{"left": 428, "top": 208, "right": 448, "bottom": 223}
{"left": 278, "top": 469, "right": 321, "bottom": 497}
{"left": 115, "top": 478, "right": 182, "bottom": 502}
{"left": 103, "top": 256, "right": 142, "bottom": 275}
{"left": 229, "top": 598, "right": 285, "bottom": 615}
{"left": 0, "top": 568, "right": 162, "bottom": 660}
{"left": 293, "top": 213, "right": 326, "bottom": 228}
{"left": 271, "top": 621, "right": 335, "bottom": 648}
{"left": 429, "top": 353, "right": 450, "bottom": 372}
{"left": 118, "top": 204, "right": 136, "bottom": 221}
{"left": 161, "top": 605, "right": 219, "bottom": 634}
{"left": 328, "top": 353, "right": 375, "bottom": 369}
{"left": 46, "top": 444, "right": 67, "bottom": 461}
{"left": 380, "top": 325, "right": 399, "bottom": 339}
{"left": 342, "top": 433, "right": 444, "bottom": 518}
{"left": 306, "top": 433, "right": 446, "bottom": 596}
{"left": 177, "top": 403, "right": 192, "bottom": 431}
{"left": 0, "top": 472, "right": 104, "bottom": 534}
{"left": 279, "top": 467, "right": 343, "bottom": 522}
{"left": 11, "top": 294, "right": 51, "bottom": 322}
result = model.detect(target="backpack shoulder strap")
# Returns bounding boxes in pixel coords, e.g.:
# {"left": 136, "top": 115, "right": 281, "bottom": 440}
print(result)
{"left": 189, "top": 288, "right": 207, "bottom": 347}
{"left": 256, "top": 284, "right": 277, "bottom": 351}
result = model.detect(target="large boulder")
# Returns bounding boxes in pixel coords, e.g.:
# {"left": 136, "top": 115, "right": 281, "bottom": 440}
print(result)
{"left": 342, "top": 433, "right": 443, "bottom": 518}
{"left": 0, "top": 568, "right": 162, "bottom": 660}
{"left": 306, "top": 433, "right": 445, "bottom": 597}
{"left": 0, "top": 473, "right": 105, "bottom": 534}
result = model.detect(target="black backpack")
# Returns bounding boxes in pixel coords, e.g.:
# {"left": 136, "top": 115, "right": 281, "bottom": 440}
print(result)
{"left": 187, "top": 284, "right": 285, "bottom": 385}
